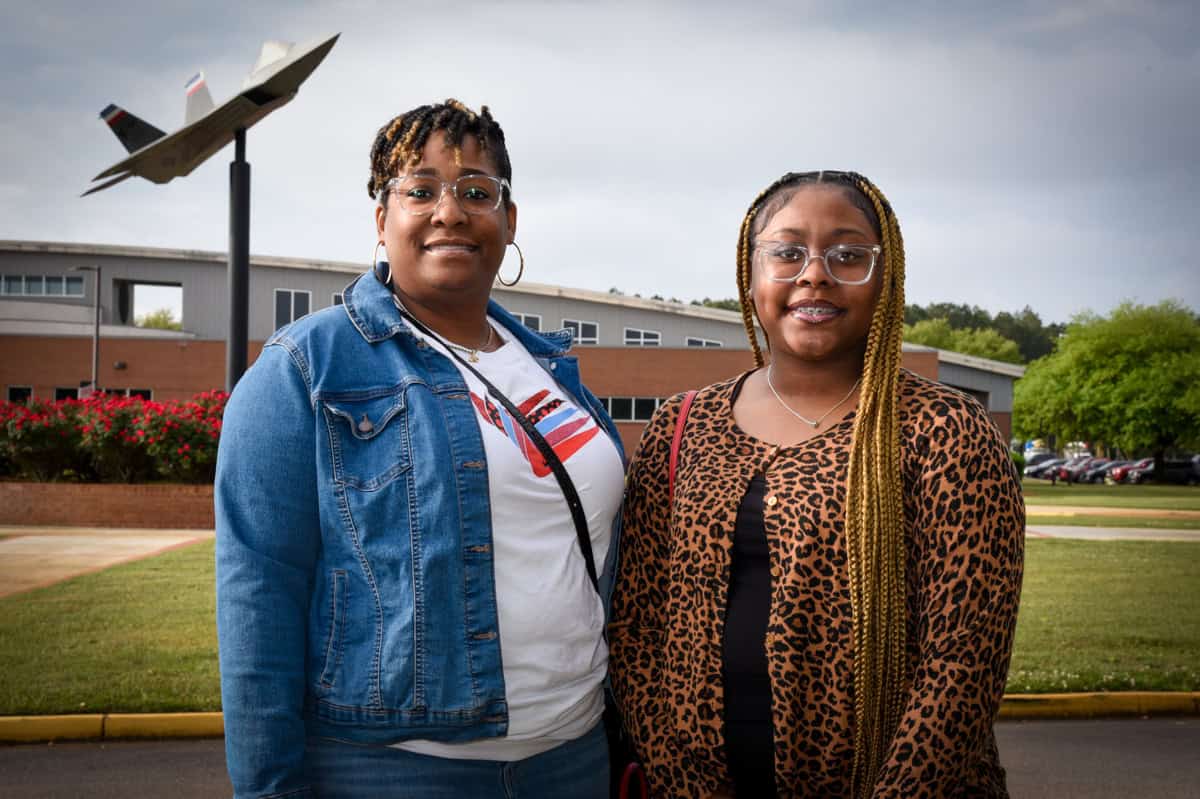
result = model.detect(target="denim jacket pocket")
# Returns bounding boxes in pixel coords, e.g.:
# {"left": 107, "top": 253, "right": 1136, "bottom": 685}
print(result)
{"left": 318, "top": 569, "right": 348, "bottom": 688}
{"left": 322, "top": 391, "right": 412, "bottom": 490}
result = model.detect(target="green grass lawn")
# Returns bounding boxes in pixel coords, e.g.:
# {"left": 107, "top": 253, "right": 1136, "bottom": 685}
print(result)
{"left": 1008, "top": 539, "right": 1200, "bottom": 693}
{"left": 0, "top": 540, "right": 220, "bottom": 715}
{"left": 1022, "top": 481, "right": 1200, "bottom": 511}
{"left": 0, "top": 539, "right": 1197, "bottom": 715}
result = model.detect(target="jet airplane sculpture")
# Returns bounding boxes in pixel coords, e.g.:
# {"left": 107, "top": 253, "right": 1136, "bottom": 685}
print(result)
{"left": 85, "top": 34, "right": 338, "bottom": 195}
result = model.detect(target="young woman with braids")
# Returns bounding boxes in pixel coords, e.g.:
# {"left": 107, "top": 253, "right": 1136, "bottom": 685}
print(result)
{"left": 609, "top": 171, "right": 1024, "bottom": 798}
{"left": 216, "top": 99, "right": 625, "bottom": 798}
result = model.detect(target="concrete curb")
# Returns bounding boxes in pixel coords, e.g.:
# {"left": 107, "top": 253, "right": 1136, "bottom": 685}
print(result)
{"left": 2, "top": 694, "right": 1198, "bottom": 744}
{"left": 0, "top": 712, "right": 222, "bottom": 743}
{"left": 999, "top": 692, "right": 1200, "bottom": 720}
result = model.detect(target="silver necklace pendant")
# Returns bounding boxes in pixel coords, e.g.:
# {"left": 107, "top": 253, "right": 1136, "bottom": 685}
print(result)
{"left": 766, "top": 365, "right": 862, "bottom": 429}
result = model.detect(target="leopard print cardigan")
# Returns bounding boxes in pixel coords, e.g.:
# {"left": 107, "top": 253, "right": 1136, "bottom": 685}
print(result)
{"left": 608, "top": 369, "right": 1024, "bottom": 798}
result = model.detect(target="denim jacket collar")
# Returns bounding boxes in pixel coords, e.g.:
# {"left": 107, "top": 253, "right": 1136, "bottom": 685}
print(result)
{"left": 342, "top": 269, "right": 575, "bottom": 356}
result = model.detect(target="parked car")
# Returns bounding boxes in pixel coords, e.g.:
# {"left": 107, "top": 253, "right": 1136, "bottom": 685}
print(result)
{"left": 1126, "top": 459, "right": 1200, "bottom": 486}
{"left": 1080, "top": 459, "right": 1128, "bottom": 484}
{"left": 1108, "top": 458, "right": 1154, "bottom": 484}
{"left": 1048, "top": 455, "right": 1092, "bottom": 482}
{"left": 1024, "top": 451, "right": 1058, "bottom": 470}
{"left": 1025, "top": 458, "right": 1065, "bottom": 479}
{"left": 1059, "top": 457, "right": 1110, "bottom": 483}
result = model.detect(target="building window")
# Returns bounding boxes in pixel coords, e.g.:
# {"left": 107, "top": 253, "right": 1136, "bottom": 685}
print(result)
{"left": 686, "top": 336, "right": 723, "bottom": 348}
{"left": 100, "top": 388, "right": 154, "bottom": 400}
{"left": 624, "top": 327, "right": 661, "bottom": 347}
{"left": 6, "top": 386, "right": 32, "bottom": 403}
{"left": 274, "top": 289, "right": 312, "bottom": 330}
{"left": 513, "top": 313, "right": 541, "bottom": 331}
{"left": 4, "top": 274, "right": 86, "bottom": 298}
{"left": 563, "top": 319, "right": 599, "bottom": 345}
{"left": 332, "top": 292, "right": 344, "bottom": 306}
{"left": 598, "top": 396, "right": 661, "bottom": 422}
{"left": 55, "top": 387, "right": 79, "bottom": 401}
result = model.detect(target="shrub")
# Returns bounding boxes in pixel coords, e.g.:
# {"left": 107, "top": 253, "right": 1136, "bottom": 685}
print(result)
{"left": 2, "top": 398, "right": 91, "bottom": 481}
{"left": 0, "top": 391, "right": 228, "bottom": 484}
{"left": 1011, "top": 450, "right": 1026, "bottom": 473}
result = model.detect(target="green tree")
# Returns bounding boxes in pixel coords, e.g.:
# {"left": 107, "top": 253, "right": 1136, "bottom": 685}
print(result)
{"left": 904, "top": 302, "right": 992, "bottom": 330}
{"left": 992, "top": 306, "right": 1064, "bottom": 362}
{"left": 904, "top": 318, "right": 1023, "bottom": 364}
{"left": 690, "top": 297, "right": 742, "bottom": 312}
{"left": 136, "top": 307, "right": 182, "bottom": 331}
{"left": 1013, "top": 301, "right": 1200, "bottom": 476}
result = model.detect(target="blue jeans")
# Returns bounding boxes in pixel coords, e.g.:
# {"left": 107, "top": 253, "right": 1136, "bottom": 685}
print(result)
{"left": 302, "top": 723, "right": 608, "bottom": 798}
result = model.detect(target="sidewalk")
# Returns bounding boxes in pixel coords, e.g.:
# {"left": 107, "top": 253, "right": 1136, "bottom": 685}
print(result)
{"left": 0, "top": 526, "right": 214, "bottom": 599}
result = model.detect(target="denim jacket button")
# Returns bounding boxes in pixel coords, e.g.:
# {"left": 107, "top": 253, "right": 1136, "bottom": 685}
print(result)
{"left": 550, "top": 362, "right": 557, "bottom": 370}
{"left": 357, "top": 414, "right": 374, "bottom": 434}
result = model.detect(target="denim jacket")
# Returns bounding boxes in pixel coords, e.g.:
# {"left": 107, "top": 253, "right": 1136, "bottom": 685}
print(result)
{"left": 215, "top": 270, "right": 625, "bottom": 798}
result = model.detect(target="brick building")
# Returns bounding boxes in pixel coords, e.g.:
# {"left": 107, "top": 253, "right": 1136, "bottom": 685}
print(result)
{"left": 1, "top": 240, "right": 1022, "bottom": 451}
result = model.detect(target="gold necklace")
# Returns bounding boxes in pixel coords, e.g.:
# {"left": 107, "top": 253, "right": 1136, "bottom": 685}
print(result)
{"left": 442, "top": 324, "right": 495, "bottom": 363}
{"left": 766, "top": 365, "right": 861, "bottom": 428}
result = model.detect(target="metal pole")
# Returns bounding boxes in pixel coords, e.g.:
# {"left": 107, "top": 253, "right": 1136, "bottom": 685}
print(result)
{"left": 227, "top": 128, "right": 250, "bottom": 391}
{"left": 91, "top": 265, "right": 101, "bottom": 393}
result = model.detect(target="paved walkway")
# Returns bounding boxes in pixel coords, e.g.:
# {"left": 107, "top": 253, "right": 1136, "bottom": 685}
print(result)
{"left": 1026, "top": 524, "right": 1200, "bottom": 542}
{"left": 0, "top": 526, "right": 213, "bottom": 599}
{"left": 2, "top": 719, "right": 1198, "bottom": 798}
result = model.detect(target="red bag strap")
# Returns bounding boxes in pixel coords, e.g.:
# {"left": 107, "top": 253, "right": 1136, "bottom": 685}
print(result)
{"left": 668, "top": 390, "right": 698, "bottom": 503}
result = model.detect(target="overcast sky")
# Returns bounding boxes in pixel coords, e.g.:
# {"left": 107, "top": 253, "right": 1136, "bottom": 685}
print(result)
{"left": 2, "top": 0, "right": 1198, "bottom": 324}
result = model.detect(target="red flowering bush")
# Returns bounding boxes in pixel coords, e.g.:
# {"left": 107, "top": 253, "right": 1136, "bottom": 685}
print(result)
{"left": 0, "top": 390, "right": 228, "bottom": 483}
{"left": 1, "top": 398, "right": 90, "bottom": 480}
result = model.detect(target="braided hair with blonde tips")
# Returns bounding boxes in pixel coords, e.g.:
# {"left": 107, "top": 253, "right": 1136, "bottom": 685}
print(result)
{"left": 367, "top": 98, "right": 512, "bottom": 203}
{"left": 736, "top": 170, "right": 907, "bottom": 798}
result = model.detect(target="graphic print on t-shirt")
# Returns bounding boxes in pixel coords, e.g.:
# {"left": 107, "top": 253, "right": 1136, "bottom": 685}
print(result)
{"left": 470, "top": 388, "right": 600, "bottom": 478}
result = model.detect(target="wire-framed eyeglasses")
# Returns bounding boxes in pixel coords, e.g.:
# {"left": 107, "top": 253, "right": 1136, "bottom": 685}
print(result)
{"left": 381, "top": 174, "right": 511, "bottom": 216}
{"left": 755, "top": 241, "right": 881, "bottom": 286}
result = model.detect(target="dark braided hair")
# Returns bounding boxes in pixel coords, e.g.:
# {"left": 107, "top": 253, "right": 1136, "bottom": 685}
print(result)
{"left": 367, "top": 98, "right": 512, "bottom": 204}
{"left": 736, "top": 170, "right": 907, "bottom": 799}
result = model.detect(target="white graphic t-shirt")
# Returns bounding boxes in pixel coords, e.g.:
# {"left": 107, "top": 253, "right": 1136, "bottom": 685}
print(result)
{"left": 395, "top": 317, "right": 625, "bottom": 761}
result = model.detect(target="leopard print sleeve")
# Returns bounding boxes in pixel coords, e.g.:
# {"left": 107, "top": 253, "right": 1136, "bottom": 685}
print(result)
{"left": 608, "top": 391, "right": 687, "bottom": 769}
{"left": 874, "top": 385, "right": 1026, "bottom": 798}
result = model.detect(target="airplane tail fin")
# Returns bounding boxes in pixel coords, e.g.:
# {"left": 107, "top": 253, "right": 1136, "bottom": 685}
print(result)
{"left": 99, "top": 104, "right": 166, "bottom": 154}
{"left": 184, "top": 72, "right": 215, "bottom": 125}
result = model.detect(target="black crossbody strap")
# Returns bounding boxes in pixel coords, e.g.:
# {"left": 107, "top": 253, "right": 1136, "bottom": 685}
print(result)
{"left": 397, "top": 309, "right": 602, "bottom": 594}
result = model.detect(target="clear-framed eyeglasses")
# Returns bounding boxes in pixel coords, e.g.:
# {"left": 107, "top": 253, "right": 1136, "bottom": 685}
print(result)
{"left": 381, "top": 174, "right": 511, "bottom": 216}
{"left": 755, "top": 241, "right": 882, "bottom": 286}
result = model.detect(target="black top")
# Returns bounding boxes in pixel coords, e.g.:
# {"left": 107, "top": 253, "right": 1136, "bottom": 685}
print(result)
{"left": 722, "top": 473, "right": 777, "bottom": 797}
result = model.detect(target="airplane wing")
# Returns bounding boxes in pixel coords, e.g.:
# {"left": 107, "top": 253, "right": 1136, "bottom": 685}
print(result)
{"left": 100, "top": 104, "right": 165, "bottom": 153}
{"left": 91, "top": 91, "right": 291, "bottom": 183}
{"left": 80, "top": 172, "right": 136, "bottom": 197}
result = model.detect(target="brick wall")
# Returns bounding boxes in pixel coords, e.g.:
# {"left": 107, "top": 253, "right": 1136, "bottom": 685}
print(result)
{"left": 0, "top": 336, "right": 263, "bottom": 401}
{"left": 0, "top": 482, "right": 214, "bottom": 528}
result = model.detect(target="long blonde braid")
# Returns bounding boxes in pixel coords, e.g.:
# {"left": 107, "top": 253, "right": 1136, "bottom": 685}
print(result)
{"left": 736, "top": 171, "right": 907, "bottom": 798}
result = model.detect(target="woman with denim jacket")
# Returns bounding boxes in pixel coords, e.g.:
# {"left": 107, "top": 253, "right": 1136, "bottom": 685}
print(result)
{"left": 216, "top": 99, "right": 626, "bottom": 799}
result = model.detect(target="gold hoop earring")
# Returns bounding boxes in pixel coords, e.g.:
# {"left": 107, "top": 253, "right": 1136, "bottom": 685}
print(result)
{"left": 496, "top": 241, "right": 524, "bottom": 287}
{"left": 373, "top": 241, "right": 391, "bottom": 286}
